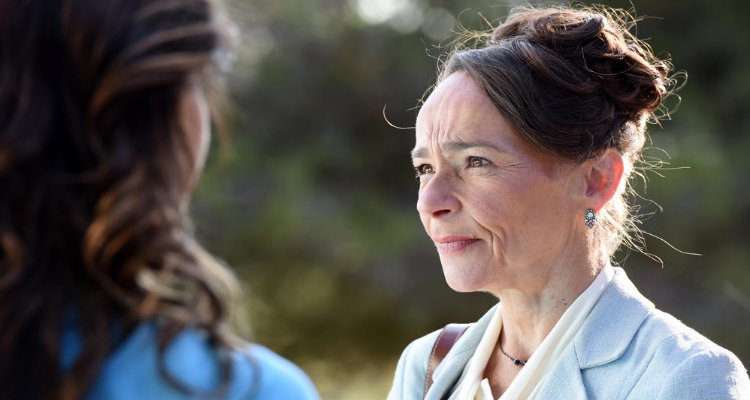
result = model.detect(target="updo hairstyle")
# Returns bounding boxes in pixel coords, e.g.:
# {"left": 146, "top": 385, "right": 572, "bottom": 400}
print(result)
{"left": 439, "top": 6, "right": 679, "bottom": 256}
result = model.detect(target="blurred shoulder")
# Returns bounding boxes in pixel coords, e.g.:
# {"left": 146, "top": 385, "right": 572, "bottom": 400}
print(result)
{"left": 247, "top": 344, "right": 320, "bottom": 400}
{"left": 86, "top": 323, "right": 319, "bottom": 400}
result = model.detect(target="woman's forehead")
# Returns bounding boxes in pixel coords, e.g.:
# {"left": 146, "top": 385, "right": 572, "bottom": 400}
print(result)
{"left": 418, "top": 72, "right": 496, "bottom": 123}
{"left": 414, "top": 72, "right": 520, "bottom": 153}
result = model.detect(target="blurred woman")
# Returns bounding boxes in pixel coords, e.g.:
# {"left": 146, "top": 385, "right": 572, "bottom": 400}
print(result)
{"left": 0, "top": 0, "right": 319, "bottom": 399}
{"left": 388, "top": 6, "right": 750, "bottom": 399}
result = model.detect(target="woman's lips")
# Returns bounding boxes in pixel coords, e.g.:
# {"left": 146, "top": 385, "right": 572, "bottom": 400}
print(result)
{"left": 433, "top": 236, "right": 480, "bottom": 255}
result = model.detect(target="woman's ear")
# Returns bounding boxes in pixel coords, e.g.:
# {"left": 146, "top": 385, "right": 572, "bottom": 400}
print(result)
{"left": 584, "top": 149, "right": 625, "bottom": 212}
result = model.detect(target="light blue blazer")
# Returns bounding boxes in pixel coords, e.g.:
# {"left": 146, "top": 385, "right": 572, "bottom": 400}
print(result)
{"left": 388, "top": 267, "right": 750, "bottom": 399}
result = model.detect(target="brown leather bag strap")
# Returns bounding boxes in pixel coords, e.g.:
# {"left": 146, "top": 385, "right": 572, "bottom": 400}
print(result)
{"left": 423, "top": 323, "right": 470, "bottom": 399}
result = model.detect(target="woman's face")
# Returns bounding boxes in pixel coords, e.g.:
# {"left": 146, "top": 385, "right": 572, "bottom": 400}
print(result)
{"left": 412, "top": 72, "right": 587, "bottom": 295}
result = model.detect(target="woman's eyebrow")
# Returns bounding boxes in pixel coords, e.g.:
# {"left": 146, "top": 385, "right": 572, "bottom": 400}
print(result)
{"left": 411, "top": 141, "right": 502, "bottom": 159}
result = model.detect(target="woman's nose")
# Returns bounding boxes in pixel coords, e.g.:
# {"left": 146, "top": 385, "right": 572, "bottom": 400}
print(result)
{"left": 416, "top": 173, "right": 461, "bottom": 218}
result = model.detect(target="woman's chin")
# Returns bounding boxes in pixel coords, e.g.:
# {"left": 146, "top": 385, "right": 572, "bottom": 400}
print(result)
{"left": 441, "top": 264, "right": 491, "bottom": 293}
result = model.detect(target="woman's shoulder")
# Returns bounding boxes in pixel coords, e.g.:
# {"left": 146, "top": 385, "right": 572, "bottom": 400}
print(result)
{"left": 386, "top": 328, "right": 443, "bottom": 400}
{"left": 633, "top": 308, "right": 750, "bottom": 395}
{"left": 247, "top": 344, "right": 320, "bottom": 399}
{"left": 639, "top": 307, "right": 738, "bottom": 356}
{"left": 387, "top": 305, "right": 500, "bottom": 400}
{"left": 592, "top": 269, "right": 750, "bottom": 397}
{"left": 394, "top": 328, "right": 443, "bottom": 372}
{"left": 83, "top": 323, "right": 319, "bottom": 400}
{"left": 592, "top": 306, "right": 750, "bottom": 398}
{"left": 600, "top": 268, "right": 744, "bottom": 362}
{"left": 621, "top": 282, "right": 747, "bottom": 373}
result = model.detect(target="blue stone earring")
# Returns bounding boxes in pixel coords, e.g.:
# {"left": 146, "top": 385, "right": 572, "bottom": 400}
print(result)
{"left": 584, "top": 209, "right": 597, "bottom": 229}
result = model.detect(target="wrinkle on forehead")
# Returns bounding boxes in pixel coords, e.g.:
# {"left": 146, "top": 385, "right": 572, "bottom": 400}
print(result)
{"left": 417, "top": 73, "right": 494, "bottom": 128}
{"left": 413, "top": 71, "right": 517, "bottom": 159}
{"left": 412, "top": 71, "right": 571, "bottom": 181}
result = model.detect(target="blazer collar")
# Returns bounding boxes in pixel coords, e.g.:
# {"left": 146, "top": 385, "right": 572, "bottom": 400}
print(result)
{"left": 426, "top": 267, "right": 652, "bottom": 399}
{"left": 535, "top": 267, "right": 653, "bottom": 398}
{"left": 573, "top": 267, "right": 654, "bottom": 368}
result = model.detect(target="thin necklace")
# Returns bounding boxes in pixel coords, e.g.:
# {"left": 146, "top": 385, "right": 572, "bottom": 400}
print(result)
{"left": 499, "top": 342, "right": 527, "bottom": 366}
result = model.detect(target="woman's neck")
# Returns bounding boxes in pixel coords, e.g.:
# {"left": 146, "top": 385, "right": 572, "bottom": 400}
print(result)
{"left": 495, "top": 254, "right": 606, "bottom": 359}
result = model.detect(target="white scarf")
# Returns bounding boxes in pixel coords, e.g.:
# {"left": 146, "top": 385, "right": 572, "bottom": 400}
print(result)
{"left": 449, "top": 264, "right": 615, "bottom": 400}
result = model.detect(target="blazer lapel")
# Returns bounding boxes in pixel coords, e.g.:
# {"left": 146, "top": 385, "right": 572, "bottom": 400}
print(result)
{"left": 426, "top": 268, "right": 651, "bottom": 400}
{"left": 574, "top": 267, "right": 653, "bottom": 369}
{"left": 530, "top": 346, "right": 588, "bottom": 399}
{"left": 530, "top": 267, "right": 652, "bottom": 399}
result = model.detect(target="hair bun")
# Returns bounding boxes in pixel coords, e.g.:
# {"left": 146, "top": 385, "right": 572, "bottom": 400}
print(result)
{"left": 492, "top": 8, "right": 671, "bottom": 120}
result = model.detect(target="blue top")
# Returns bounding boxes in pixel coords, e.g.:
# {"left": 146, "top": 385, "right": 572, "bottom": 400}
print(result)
{"left": 61, "top": 322, "right": 320, "bottom": 400}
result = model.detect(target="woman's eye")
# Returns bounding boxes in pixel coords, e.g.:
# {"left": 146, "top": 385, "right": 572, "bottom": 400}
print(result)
{"left": 414, "top": 164, "right": 434, "bottom": 178}
{"left": 467, "top": 156, "right": 491, "bottom": 168}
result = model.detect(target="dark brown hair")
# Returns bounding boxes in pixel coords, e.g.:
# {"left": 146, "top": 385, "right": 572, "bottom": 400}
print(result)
{"left": 438, "top": 5, "right": 680, "bottom": 255}
{"left": 0, "top": 0, "right": 240, "bottom": 399}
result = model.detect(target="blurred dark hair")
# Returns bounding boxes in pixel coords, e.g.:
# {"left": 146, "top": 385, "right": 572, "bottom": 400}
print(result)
{"left": 438, "top": 5, "right": 681, "bottom": 256}
{"left": 0, "top": 0, "right": 240, "bottom": 399}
